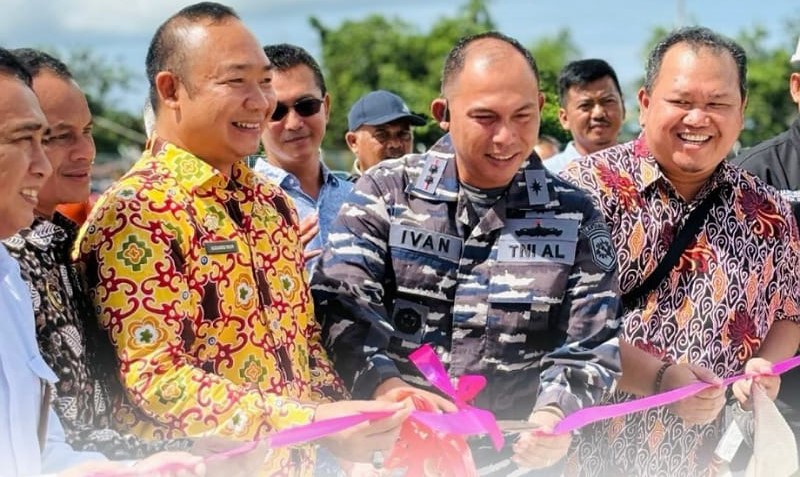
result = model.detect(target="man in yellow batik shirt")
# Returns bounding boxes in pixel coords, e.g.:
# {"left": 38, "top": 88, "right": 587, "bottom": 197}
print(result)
{"left": 75, "top": 3, "right": 408, "bottom": 476}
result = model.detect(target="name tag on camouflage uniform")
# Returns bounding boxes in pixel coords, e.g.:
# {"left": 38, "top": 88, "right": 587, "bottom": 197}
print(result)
{"left": 497, "top": 218, "right": 578, "bottom": 265}
{"left": 389, "top": 225, "right": 463, "bottom": 262}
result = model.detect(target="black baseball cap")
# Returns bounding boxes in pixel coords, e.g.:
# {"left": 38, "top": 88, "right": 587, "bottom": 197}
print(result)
{"left": 347, "top": 90, "right": 426, "bottom": 131}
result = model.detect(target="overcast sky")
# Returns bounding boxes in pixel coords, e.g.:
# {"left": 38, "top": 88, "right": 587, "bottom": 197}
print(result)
{"left": 2, "top": 0, "right": 798, "bottom": 113}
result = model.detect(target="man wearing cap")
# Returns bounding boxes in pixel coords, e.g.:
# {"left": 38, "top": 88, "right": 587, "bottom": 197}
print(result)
{"left": 733, "top": 35, "right": 800, "bottom": 452}
{"left": 345, "top": 90, "right": 426, "bottom": 181}
{"left": 255, "top": 43, "right": 353, "bottom": 272}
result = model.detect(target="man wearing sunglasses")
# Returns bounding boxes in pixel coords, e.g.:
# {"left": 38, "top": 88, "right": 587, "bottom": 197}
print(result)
{"left": 344, "top": 90, "right": 426, "bottom": 181}
{"left": 254, "top": 43, "right": 352, "bottom": 273}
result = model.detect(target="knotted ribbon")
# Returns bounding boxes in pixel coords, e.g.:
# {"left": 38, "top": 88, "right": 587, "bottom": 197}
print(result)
{"left": 382, "top": 344, "right": 503, "bottom": 476}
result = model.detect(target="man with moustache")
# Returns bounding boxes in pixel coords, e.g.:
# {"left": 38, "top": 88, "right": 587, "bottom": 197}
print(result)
{"left": 313, "top": 31, "right": 622, "bottom": 476}
{"left": 561, "top": 27, "right": 800, "bottom": 476}
{"left": 545, "top": 59, "right": 625, "bottom": 173}
{"left": 75, "top": 3, "right": 408, "bottom": 476}
{"left": 344, "top": 90, "right": 426, "bottom": 181}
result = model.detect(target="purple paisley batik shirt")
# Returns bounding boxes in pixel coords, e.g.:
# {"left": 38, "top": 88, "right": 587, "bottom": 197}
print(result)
{"left": 560, "top": 136, "right": 800, "bottom": 477}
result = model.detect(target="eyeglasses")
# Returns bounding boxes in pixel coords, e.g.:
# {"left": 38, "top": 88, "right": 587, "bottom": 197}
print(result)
{"left": 270, "top": 97, "right": 324, "bottom": 122}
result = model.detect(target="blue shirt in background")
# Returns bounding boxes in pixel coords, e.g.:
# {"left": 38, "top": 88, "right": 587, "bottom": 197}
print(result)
{"left": 253, "top": 157, "right": 353, "bottom": 274}
{"left": 543, "top": 140, "right": 581, "bottom": 174}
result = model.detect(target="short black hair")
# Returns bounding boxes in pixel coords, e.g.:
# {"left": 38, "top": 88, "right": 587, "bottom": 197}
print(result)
{"left": 441, "top": 31, "right": 539, "bottom": 95}
{"left": 0, "top": 47, "right": 32, "bottom": 87}
{"left": 644, "top": 26, "right": 747, "bottom": 99}
{"left": 262, "top": 43, "right": 326, "bottom": 95}
{"left": 557, "top": 59, "right": 622, "bottom": 107}
{"left": 11, "top": 48, "right": 73, "bottom": 80}
{"left": 145, "top": 2, "right": 239, "bottom": 112}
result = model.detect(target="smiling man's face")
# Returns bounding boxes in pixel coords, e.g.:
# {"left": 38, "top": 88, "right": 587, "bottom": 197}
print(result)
{"left": 0, "top": 75, "right": 51, "bottom": 237}
{"left": 639, "top": 42, "right": 745, "bottom": 183}
{"left": 33, "top": 71, "right": 95, "bottom": 217}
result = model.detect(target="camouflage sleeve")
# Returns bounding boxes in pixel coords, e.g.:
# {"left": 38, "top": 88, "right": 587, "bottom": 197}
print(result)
{"left": 311, "top": 174, "right": 401, "bottom": 399}
{"left": 535, "top": 205, "right": 622, "bottom": 416}
{"left": 303, "top": 303, "right": 349, "bottom": 402}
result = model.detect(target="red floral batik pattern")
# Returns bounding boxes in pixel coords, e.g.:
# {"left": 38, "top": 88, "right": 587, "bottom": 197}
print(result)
{"left": 560, "top": 136, "right": 800, "bottom": 477}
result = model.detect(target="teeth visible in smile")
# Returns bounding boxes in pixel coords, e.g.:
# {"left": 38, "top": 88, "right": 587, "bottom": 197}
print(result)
{"left": 489, "top": 154, "right": 514, "bottom": 161}
{"left": 20, "top": 188, "right": 38, "bottom": 201}
{"left": 234, "top": 122, "right": 259, "bottom": 129}
{"left": 679, "top": 132, "right": 710, "bottom": 143}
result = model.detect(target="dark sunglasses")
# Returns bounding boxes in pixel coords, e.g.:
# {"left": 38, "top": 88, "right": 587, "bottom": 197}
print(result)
{"left": 270, "top": 97, "right": 324, "bottom": 122}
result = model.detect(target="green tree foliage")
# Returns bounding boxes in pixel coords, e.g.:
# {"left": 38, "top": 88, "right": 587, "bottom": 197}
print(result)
{"left": 529, "top": 29, "right": 581, "bottom": 145}
{"left": 736, "top": 26, "right": 795, "bottom": 147}
{"left": 311, "top": 0, "right": 495, "bottom": 156}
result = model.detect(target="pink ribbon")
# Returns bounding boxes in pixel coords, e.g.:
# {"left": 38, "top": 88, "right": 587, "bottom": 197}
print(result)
{"left": 407, "top": 344, "right": 504, "bottom": 449}
{"left": 551, "top": 354, "right": 800, "bottom": 434}
{"left": 88, "top": 346, "right": 499, "bottom": 476}
{"left": 90, "top": 352, "right": 800, "bottom": 475}
{"left": 88, "top": 411, "right": 395, "bottom": 476}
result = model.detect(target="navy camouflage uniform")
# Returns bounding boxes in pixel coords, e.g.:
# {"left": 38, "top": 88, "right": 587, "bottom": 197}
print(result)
{"left": 312, "top": 135, "right": 622, "bottom": 473}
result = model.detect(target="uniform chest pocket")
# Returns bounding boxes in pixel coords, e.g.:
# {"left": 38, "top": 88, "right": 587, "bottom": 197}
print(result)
{"left": 487, "top": 217, "right": 579, "bottom": 333}
{"left": 388, "top": 225, "right": 461, "bottom": 301}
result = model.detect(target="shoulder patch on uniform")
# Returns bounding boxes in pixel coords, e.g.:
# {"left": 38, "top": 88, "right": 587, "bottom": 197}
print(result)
{"left": 524, "top": 169, "right": 550, "bottom": 206}
{"left": 412, "top": 156, "right": 448, "bottom": 194}
{"left": 584, "top": 221, "right": 617, "bottom": 272}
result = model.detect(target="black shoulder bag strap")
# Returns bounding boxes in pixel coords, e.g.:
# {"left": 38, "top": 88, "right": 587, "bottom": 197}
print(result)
{"left": 622, "top": 185, "right": 728, "bottom": 306}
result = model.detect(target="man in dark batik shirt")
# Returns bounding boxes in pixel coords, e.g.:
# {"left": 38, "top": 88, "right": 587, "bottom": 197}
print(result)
{"left": 4, "top": 48, "right": 190, "bottom": 459}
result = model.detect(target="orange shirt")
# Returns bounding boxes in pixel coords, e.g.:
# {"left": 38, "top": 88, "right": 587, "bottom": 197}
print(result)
{"left": 56, "top": 199, "right": 93, "bottom": 225}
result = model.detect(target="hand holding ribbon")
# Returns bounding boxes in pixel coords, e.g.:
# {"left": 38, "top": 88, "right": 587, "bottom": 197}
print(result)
{"left": 545, "top": 355, "right": 800, "bottom": 435}
{"left": 86, "top": 353, "right": 800, "bottom": 476}
{"left": 382, "top": 344, "right": 504, "bottom": 477}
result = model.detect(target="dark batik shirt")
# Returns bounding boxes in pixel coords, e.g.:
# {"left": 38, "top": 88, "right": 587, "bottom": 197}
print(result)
{"left": 561, "top": 137, "right": 800, "bottom": 477}
{"left": 3, "top": 213, "right": 189, "bottom": 459}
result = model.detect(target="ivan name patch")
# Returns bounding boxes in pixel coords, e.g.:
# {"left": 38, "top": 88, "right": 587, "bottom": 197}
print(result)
{"left": 389, "top": 225, "right": 463, "bottom": 262}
